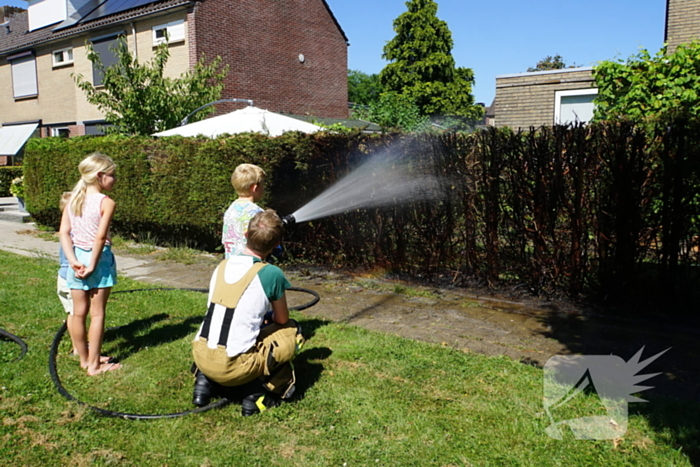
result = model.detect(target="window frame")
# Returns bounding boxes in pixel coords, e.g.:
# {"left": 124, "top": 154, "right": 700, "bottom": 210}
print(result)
{"left": 51, "top": 127, "right": 70, "bottom": 137}
{"left": 152, "top": 19, "right": 185, "bottom": 46}
{"left": 52, "top": 47, "right": 74, "bottom": 67}
{"left": 7, "top": 51, "right": 38, "bottom": 100}
{"left": 90, "top": 33, "right": 124, "bottom": 86}
{"left": 554, "top": 88, "right": 599, "bottom": 125}
{"left": 84, "top": 120, "right": 113, "bottom": 136}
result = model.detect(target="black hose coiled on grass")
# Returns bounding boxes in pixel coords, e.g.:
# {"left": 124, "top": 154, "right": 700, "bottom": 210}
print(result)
{"left": 49, "top": 321, "right": 231, "bottom": 419}
{"left": 49, "top": 285, "right": 320, "bottom": 419}
{"left": 0, "top": 328, "right": 28, "bottom": 362}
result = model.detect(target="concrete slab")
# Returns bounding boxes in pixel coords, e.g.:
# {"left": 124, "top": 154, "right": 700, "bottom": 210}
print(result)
{"left": 0, "top": 197, "right": 31, "bottom": 222}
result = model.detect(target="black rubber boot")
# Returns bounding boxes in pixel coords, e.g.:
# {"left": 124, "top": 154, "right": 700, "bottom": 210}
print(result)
{"left": 241, "top": 392, "right": 281, "bottom": 416}
{"left": 192, "top": 371, "right": 213, "bottom": 407}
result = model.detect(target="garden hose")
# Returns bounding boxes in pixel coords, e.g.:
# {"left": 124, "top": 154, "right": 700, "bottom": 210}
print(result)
{"left": 48, "top": 285, "right": 320, "bottom": 420}
{"left": 286, "top": 286, "right": 321, "bottom": 310}
{"left": 0, "top": 328, "right": 28, "bottom": 362}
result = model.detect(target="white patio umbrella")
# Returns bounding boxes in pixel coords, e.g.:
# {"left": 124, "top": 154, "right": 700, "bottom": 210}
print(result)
{"left": 152, "top": 106, "right": 322, "bottom": 137}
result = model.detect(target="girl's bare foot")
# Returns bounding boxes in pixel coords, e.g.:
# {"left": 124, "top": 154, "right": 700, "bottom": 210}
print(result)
{"left": 78, "top": 356, "right": 115, "bottom": 367}
{"left": 86, "top": 361, "right": 122, "bottom": 376}
{"left": 72, "top": 345, "right": 113, "bottom": 364}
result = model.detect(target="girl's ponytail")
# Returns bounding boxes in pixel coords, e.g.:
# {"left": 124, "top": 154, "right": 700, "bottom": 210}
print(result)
{"left": 69, "top": 152, "right": 116, "bottom": 217}
{"left": 69, "top": 179, "right": 87, "bottom": 216}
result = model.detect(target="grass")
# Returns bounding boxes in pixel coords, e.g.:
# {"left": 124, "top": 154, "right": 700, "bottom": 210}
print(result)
{"left": 27, "top": 229, "right": 204, "bottom": 262}
{"left": 1, "top": 250, "right": 699, "bottom": 466}
{"left": 35, "top": 230, "right": 60, "bottom": 242}
{"left": 153, "top": 246, "right": 206, "bottom": 265}
{"left": 110, "top": 234, "right": 159, "bottom": 256}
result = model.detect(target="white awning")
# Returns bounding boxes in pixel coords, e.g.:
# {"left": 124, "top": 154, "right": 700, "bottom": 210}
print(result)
{"left": 0, "top": 123, "right": 39, "bottom": 156}
{"left": 153, "top": 106, "right": 322, "bottom": 138}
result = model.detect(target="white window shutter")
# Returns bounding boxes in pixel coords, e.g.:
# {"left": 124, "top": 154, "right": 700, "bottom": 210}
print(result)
{"left": 11, "top": 56, "right": 38, "bottom": 98}
{"left": 169, "top": 21, "right": 185, "bottom": 42}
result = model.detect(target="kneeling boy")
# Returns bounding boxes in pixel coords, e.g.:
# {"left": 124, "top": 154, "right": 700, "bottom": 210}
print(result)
{"left": 192, "top": 210, "right": 302, "bottom": 416}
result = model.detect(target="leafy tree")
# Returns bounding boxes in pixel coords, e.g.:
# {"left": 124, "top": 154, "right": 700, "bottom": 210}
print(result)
{"left": 527, "top": 54, "right": 578, "bottom": 72}
{"left": 74, "top": 36, "right": 229, "bottom": 135}
{"left": 379, "top": 0, "right": 482, "bottom": 121}
{"left": 348, "top": 70, "right": 382, "bottom": 106}
{"left": 593, "top": 42, "right": 700, "bottom": 121}
{"left": 353, "top": 91, "right": 428, "bottom": 132}
{"left": 1, "top": 5, "right": 26, "bottom": 16}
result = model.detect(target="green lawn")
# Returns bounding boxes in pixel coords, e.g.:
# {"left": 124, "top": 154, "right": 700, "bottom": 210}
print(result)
{"left": 0, "top": 250, "right": 698, "bottom": 466}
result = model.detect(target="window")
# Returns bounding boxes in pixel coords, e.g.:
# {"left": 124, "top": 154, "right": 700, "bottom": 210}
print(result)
{"left": 84, "top": 121, "right": 113, "bottom": 136}
{"left": 91, "top": 34, "right": 122, "bottom": 86}
{"left": 52, "top": 47, "right": 74, "bottom": 67}
{"left": 152, "top": 20, "right": 185, "bottom": 45}
{"left": 554, "top": 89, "right": 598, "bottom": 125}
{"left": 8, "top": 51, "right": 38, "bottom": 99}
{"left": 51, "top": 127, "right": 70, "bottom": 137}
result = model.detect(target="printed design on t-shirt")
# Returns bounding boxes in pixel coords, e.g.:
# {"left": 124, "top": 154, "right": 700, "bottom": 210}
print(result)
{"left": 222, "top": 200, "right": 263, "bottom": 256}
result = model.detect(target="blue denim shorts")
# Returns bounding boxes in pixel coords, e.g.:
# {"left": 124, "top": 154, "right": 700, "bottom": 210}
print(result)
{"left": 66, "top": 245, "right": 117, "bottom": 290}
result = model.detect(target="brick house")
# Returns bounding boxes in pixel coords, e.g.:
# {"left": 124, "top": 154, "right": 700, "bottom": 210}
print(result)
{"left": 0, "top": 0, "right": 348, "bottom": 161}
{"left": 665, "top": 0, "right": 700, "bottom": 52}
{"left": 491, "top": 0, "right": 700, "bottom": 129}
{"left": 492, "top": 67, "right": 596, "bottom": 130}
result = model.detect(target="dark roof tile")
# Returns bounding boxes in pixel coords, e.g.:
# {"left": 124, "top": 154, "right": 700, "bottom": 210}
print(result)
{"left": 0, "top": 0, "right": 191, "bottom": 56}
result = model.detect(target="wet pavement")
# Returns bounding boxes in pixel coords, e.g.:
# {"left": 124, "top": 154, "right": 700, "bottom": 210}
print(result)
{"left": 1, "top": 204, "right": 698, "bottom": 402}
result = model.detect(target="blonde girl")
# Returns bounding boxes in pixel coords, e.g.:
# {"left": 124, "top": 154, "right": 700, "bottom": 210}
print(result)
{"left": 59, "top": 153, "right": 121, "bottom": 376}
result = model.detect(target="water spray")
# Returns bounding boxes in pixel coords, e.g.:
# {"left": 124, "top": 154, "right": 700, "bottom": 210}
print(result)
{"left": 281, "top": 144, "right": 447, "bottom": 225}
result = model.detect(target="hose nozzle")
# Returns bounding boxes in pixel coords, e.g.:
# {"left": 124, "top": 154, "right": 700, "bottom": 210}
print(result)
{"left": 281, "top": 214, "right": 296, "bottom": 227}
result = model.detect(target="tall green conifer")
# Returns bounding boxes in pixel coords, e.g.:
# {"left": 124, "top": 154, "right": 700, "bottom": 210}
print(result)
{"left": 380, "top": 0, "right": 482, "bottom": 121}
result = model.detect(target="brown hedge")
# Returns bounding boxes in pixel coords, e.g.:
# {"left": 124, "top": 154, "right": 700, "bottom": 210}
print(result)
{"left": 22, "top": 126, "right": 700, "bottom": 312}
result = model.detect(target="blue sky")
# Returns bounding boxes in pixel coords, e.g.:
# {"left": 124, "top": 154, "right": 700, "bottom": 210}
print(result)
{"left": 4, "top": 0, "right": 668, "bottom": 105}
{"left": 326, "top": 0, "right": 667, "bottom": 105}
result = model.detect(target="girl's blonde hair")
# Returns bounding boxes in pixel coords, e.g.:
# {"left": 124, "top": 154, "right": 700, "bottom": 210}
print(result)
{"left": 59, "top": 191, "right": 72, "bottom": 211}
{"left": 69, "top": 153, "right": 116, "bottom": 216}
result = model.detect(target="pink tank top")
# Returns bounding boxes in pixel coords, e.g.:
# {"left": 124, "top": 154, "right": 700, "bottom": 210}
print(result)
{"left": 69, "top": 193, "right": 112, "bottom": 250}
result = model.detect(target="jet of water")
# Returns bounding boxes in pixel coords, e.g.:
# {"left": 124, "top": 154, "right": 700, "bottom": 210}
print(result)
{"left": 290, "top": 146, "right": 446, "bottom": 224}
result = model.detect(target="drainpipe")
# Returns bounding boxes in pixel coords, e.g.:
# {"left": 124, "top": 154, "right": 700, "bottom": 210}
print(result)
{"left": 131, "top": 22, "right": 137, "bottom": 58}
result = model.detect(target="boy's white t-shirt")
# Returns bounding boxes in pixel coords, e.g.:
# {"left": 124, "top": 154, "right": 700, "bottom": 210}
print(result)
{"left": 195, "top": 255, "right": 290, "bottom": 357}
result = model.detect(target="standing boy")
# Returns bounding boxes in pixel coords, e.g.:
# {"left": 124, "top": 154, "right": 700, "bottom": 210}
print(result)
{"left": 57, "top": 192, "right": 75, "bottom": 352}
{"left": 192, "top": 210, "right": 303, "bottom": 415}
{"left": 222, "top": 164, "right": 265, "bottom": 258}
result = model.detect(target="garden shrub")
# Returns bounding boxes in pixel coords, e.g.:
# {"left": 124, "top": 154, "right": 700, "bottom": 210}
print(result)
{"left": 0, "top": 166, "right": 23, "bottom": 197}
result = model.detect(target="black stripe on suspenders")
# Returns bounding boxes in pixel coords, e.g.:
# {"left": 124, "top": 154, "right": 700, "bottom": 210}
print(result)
{"left": 199, "top": 303, "right": 216, "bottom": 340}
{"left": 199, "top": 302, "right": 236, "bottom": 343}
{"left": 218, "top": 307, "right": 236, "bottom": 346}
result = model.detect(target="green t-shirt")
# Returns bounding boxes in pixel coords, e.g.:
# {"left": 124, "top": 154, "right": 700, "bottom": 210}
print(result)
{"left": 248, "top": 256, "right": 291, "bottom": 301}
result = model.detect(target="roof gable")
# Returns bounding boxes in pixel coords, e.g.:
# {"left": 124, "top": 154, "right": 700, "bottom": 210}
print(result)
{"left": 319, "top": 0, "right": 348, "bottom": 44}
